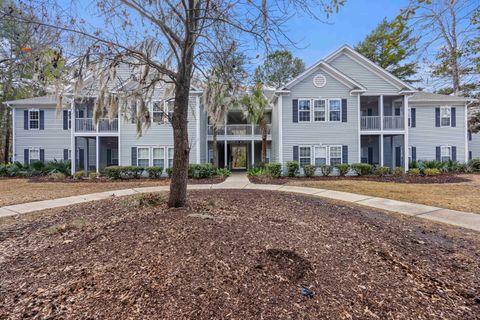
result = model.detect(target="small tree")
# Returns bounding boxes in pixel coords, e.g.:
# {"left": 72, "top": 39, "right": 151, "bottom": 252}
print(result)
{"left": 254, "top": 50, "right": 305, "bottom": 88}
{"left": 242, "top": 84, "right": 271, "bottom": 164}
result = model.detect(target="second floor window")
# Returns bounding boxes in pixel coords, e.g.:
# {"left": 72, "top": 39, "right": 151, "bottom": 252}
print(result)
{"left": 441, "top": 107, "right": 451, "bottom": 127}
{"left": 314, "top": 99, "right": 326, "bottom": 122}
{"left": 29, "top": 110, "right": 39, "bottom": 129}
{"left": 441, "top": 146, "right": 451, "bottom": 162}
{"left": 298, "top": 99, "right": 311, "bottom": 122}
{"left": 152, "top": 102, "right": 165, "bottom": 123}
{"left": 329, "top": 99, "right": 341, "bottom": 122}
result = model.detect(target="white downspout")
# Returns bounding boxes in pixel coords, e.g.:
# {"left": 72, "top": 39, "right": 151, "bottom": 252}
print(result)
{"left": 70, "top": 99, "right": 76, "bottom": 175}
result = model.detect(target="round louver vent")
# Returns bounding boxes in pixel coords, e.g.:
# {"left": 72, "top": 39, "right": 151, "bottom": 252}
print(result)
{"left": 313, "top": 74, "right": 327, "bottom": 88}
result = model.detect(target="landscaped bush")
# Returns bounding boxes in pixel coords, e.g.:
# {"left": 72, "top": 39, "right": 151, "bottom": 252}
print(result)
{"left": 266, "top": 162, "right": 282, "bottom": 178}
{"left": 408, "top": 168, "right": 421, "bottom": 175}
{"left": 409, "top": 160, "right": 419, "bottom": 169}
{"left": 44, "top": 160, "right": 71, "bottom": 175}
{"left": 49, "top": 172, "right": 67, "bottom": 180}
{"left": 216, "top": 168, "right": 231, "bottom": 177}
{"left": 0, "top": 164, "right": 14, "bottom": 177}
{"left": 467, "top": 159, "right": 480, "bottom": 172}
{"left": 104, "top": 166, "right": 122, "bottom": 179}
{"left": 166, "top": 167, "right": 173, "bottom": 178}
{"left": 74, "top": 170, "right": 85, "bottom": 179}
{"left": 303, "top": 164, "right": 316, "bottom": 177}
{"left": 286, "top": 161, "right": 299, "bottom": 177}
{"left": 146, "top": 167, "right": 163, "bottom": 178}
{"left": 104, "top": 166, "right": 145, "bottom": 179}
{"left": 88, "top": 172, "right": 98, "bottom": 179}
{"left": 393, "top": 167, "right": 404, "bottom": 176}
{"left": 350, "top": 163, "right": 373, "bottom": 176}
{"left": 188, "top": 163, "right": 215, "bottom": 179}
{"left": 335, "top": 164, "right": 350, "bottom": 176}
{"left": 247, "top": 167, "right": 264, "bottom": 177}
{"left": 374, "top": 166, "right": 390, "bottom": 176}
{"left": 319, "top": 165, "right": 333, "bottom": 176}
{"left": 418, "top": 160, "right": 445, "bottom": 172}
{"left": 424, "top": 168, "right": 441, "bottom": 176}
{"left": 137, "top": 193, "right": 165, "bottom": 207}
{"left": 444, "top": 160, "right": 461, "bottom": 172}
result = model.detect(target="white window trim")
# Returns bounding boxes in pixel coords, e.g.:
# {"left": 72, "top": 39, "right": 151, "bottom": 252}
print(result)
{"left": 408, "top": 107, "right": 411, "bottom": 128}
{"left": 313, "top": 145, "right": 327, "bottom": 165}
{"left": 328, "top": 145, "right": 343, "bottom": 165}
{"left": 137, "top": 146, "right": 151, "bottom": 167}
{"left": 298, "top": 145, "right": 312, "bottom": 166}
{"left": 298, "top": 99, "right": 312, "bottom": 123}
{"left": 29, "top": 147, "right": 40, "bottom": 163}
{"left": 440, "top": 106, "right": 452, "bottom": 127}
{"left": 440, "top": 145, "right": 452, "bottom": 161}
{"left": 328, "top": 99, "right": 342, "bottom": 122}
{"left": 167, "top": 146, "right": 174, "bottom": 168}
{"left": 28, "top": 109, "right": 40, "bottom": 130}
{"left": 152, "top": 146, "right": 165, "bottom": 167}
{"left": 313, "top": 99, "right": 327, "bottom": 122}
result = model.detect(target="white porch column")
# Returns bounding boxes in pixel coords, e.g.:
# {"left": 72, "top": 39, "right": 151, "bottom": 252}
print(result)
{"left": 224, "top": 140, "right": 228, "bottom": 169}
{"left": 70, "top": 99, "right": 75, "bottom": 175}
{"left": 251, "top": 140, "right": 255, "bottom": 167}
{"left": 96, "top": 136, "right": 100, "bottom": 174}
{"left": 195, "top": 96, "right": 200, "bottom": 164}
{"left": 404, "top": 95, "right": 409, "bottom": 172}
{"left": 380, "top": 95, "right": 384, "bottom": 131}
{"left": 278, "top": 95, "right": 283, "bottom": 166}
{"left": 11, "top": 107, "right": 16, "bottom": 162}
{"left": 380, "top": 134, "right": 384, "bottom": 167}
{"left": 117, "top": 103, "right": 121, "bottom": 166}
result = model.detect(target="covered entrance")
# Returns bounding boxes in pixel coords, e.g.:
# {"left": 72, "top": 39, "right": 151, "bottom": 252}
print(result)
{"left": 231, "top": 144, "right": 248, "bottom": 169}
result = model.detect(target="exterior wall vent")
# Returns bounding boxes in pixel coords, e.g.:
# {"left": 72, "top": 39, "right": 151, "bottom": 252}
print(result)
{"left": 313, "top": 74, "right": 327, "bottom": 88}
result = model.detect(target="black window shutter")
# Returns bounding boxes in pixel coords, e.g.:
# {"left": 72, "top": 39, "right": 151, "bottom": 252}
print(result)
{"left": 341, "top": 99, "right": 347, "bottom": 122}
{"left": 342, "top": 145, "right": 348, "bottom": 163}
{"left": 40, "top": 149, "right": 45, "bottom": 162}
{"left": 451, "top": 107, "right": 456, "bottom": 127}
{"left": 469, "top": 151, "right": 472, "bottom": 160}
{"left": 293, "top": 146, "right": 299, "bottom": 162}
{"left": 436, "top": 146, "right": 441, "bottom": 161}
{"left": 435, "top": 108, "right": 440, "bottom": 127}
{"left": 292, "top": 99, "right": 298, "bottom": 123}
{"left": 131, "top": 147, "right": 137, "bottom": 166}
{"left": 468, "top": 131, "right": 472, "bottom": 141}
{"left": 24, "top": 110, "right": 29, "bottom": 130}
{"left": 411, "top": 147, "right": 416, "bottom": 162}
{"left": 24, "top": 149, "right": 29, "bottom": 164}
{"left": 63, "top": 110, "right": 69, "bottom": 130}
{"left": 452, "top": 146, "right": 457, "bottom": 161}
{"left": 39, "top": 110, "right": 45, "bottom": 130}
{"left": 63, "top": 149, "right": 69, "bottom": 161}
{"left": 411, "top": 108, "right": 416, "bottom": 128}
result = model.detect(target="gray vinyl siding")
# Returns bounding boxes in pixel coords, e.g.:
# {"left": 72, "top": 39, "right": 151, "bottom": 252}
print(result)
{"left": 328, "top": 53, "right": 400, "bottom": 95}
{"left": 282, "top": 65, "right": 359, "bottom": 164}
{"left": 199, "top": 103, "right": 208, "bottom": 163}
{"left": 409, "top": 102, "right": 467, "bottom": 162}
{"left": 119, "top": 95, "right": 200, "bottom": 166}
{"left": 14, "top": 107, "right": 70, "bottom": 164}
{"left": 469, "top": 132, "right": 480, "bottom": 160}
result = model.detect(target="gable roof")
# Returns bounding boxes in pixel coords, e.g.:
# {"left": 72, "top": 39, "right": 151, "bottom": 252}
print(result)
{"left": 282, "top": 60, "right": 366, "bottom": 92}
{"left": 5, "top": 95, "right": 58, "bottom": 107}
{"left": 324, "top": 45, "right": 416, "bottom": 92}
{"left": 410, "top": 92, "right": 474, "bottom": 103}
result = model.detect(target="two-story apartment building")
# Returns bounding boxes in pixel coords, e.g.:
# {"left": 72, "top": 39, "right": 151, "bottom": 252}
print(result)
{"left": 6, "top": 45, "right": 474, "bottom": 175}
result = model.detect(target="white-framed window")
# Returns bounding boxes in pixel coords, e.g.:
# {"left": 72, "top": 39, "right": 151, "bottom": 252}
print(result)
{"left": 408, "top": 108, "right": 411, "bottom": 127}
{"left": 152, "top": 102, "right": 165, "bottom": 124}
{"left": 408, "top": 146, "right": 412, "bottom": 164}
{"left": 313, "top": 99, "right": 326, "bottom": 122}
{"left": 153, "top": 147, "right": 165, "bottom": 168}
{"left": 29, "top": 109, "right": 39, "bottom": 129}
{"left": 314, "top": 146, "right": 327, "bottom": 166}
{"left": 167, "top": 147, "right": 174, "bottom": 168}
{"left": 329, "top": 145, "right": 342, "bottom": 165}
{"left": 299, "top": 146, "right": 312, "bottom": 167}
{"left": 68, "top": 149, "right": 72, "bottom": 160}
{"left": 440, "top": 106, "right": 451, "bottom": 127}
{"left": 441, "top": 146, "right": 451, "bottom": 162}
{"left": 165, "top": 99, "right": 174, "bottom": 121}
{"left": 298, "top": 99, "right": 311, "bottom": 122}
{"left": 137, "top": 147, "right": 150, "bottom": 167}
{"left": 29, "top": 148, "right": 40, "bottom": 163}
{"left": 329, "top": 99, "right": 341, "bottom": 122}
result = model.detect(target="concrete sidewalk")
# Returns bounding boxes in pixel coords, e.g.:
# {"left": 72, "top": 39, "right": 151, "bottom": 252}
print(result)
{"left": 1, "top": 173, "right": 479, "bottom": 232}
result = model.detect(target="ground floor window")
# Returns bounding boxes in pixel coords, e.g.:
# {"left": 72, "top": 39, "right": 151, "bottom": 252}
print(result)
{"left": 441, "top": 146, "right": 451, "bottom": 162}
{"left": 299, "top": 146, "right": 312, "bottom": 167}
{"left": 29, "top": 148, "right": 40, "bottom": 163}
{"left": 408, "top": 146, "right": 412, "bottom": 164}
{"left": 137, "top": 147, "right": 150, "bottom": 167}
{"left": 314, "top": 146, "right": 327, "bottom": 166}
{"left": 329, "top": 146, "right": 342, "bottom": 165}
{"left": 153, "top": 147, "right": 165, "bottom": 167}
{"left": 168, "top": 147, "right": 174, "bottom": 168}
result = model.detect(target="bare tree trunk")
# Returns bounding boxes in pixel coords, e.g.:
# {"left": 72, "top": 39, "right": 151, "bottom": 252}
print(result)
{"left": 261, "top": 119, "right": 267, "bottom": 163}
{"left": 450, "top": 6, "right": 460, "bottom": 95}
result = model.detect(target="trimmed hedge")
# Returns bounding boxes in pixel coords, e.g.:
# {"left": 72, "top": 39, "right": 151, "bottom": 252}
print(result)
{"left": 303, "top": 164, "right": 316, "bottom": 177}
{"left": 374, "top": 166, "right": 390, "bottom": 176}
{"left": 319, "top": 165, "right": 333, "bottom": 176}
{"left": 266, "top": 162, "right": 282, "bottom": 178}
{"left": 104, "top": 166, "right": 145, "bottom": 179}
{"left": 286, "top": 161, "right": 299, "bottom": 177}
{"left": 335, "top": 164, "right": 350, "bottom": 176}
{"left": 350, "top": 163, "right": 373, "bottom": 176}
{"left": 188, "top": 163, "right": 215, "bottom": 179}
{"left": 146, "top": 167, "right": 163, "bottom": 178}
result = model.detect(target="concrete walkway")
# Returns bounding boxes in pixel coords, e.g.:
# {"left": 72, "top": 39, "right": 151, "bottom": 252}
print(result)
{"left": 1, "top": 172, "right": 479, "bottom": 232}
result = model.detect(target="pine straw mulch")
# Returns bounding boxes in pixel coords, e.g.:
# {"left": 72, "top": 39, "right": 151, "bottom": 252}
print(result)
{"left": 249, "top": 173, "right": 470, "bottom": 185}
{"left": 26, "top": 176, "right": 226, "bottom": 184}
{"left": 0, "top": 190, "right": 479, "bottom": 319}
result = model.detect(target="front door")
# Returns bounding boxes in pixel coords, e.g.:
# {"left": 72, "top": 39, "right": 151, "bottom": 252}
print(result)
{"left": 231, "top": 145, "right": 247, "bottom": 169}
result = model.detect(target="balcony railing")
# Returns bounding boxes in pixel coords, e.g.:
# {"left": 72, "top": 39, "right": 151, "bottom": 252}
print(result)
{"left": 361, "top": 116, "right": 381, "bottom": 130}
{"left": 383, "top": 116, "right": 404, "bottom": 130}
{"left": 208, "top": 124, "right": 271, "bottom": 137}
{"left": 75, "top": 118, "right": 118, "bottom": 132}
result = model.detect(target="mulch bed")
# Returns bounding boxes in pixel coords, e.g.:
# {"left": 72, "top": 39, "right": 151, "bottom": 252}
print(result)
{"left": 249, "top": 173, "right": 470, "bottom": 185}
{"left": 1, "top": 190, "right": 479, "bottom": 319}
{"left": 25, "top": 176, "right": 226, "bottom": 184}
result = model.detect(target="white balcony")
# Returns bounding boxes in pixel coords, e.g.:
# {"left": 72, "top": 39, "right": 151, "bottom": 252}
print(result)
{"left": 208, "top": 124, "right": 271, "bottom": 139}
{"left": 361, "top": 116, "right": 404, "bottom": 131}
{"left": 75, "top": 118, "right": 118, "bottom": 133}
